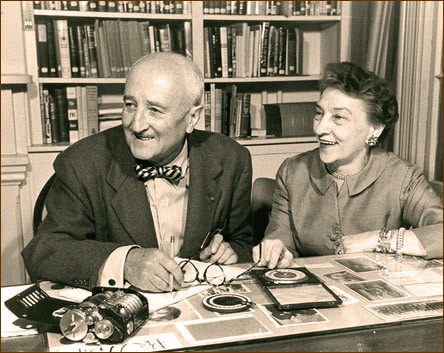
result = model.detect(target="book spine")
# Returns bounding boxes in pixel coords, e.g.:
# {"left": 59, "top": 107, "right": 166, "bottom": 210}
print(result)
{"left": 46, "top": 20, "right": 58, "bottom": 77}
{"left": 54, "top": 88, "right": 70, "bottom": 142}
{"left": 184, "top": 21, "right": 192, "bottom": 59}
{"left": 286, "top": 27, "right": 296, "bottom": 76}
{"left": 66, "top": 86, "right": 79, "bottom": 143}
{"left": 97, "top": 20, "right": 111, "bottom": 78}
{"left": 75, "top": 86, "right": 84, "bottom": 139}
{"left": 68, "top": 1, "right": 79, "bottom": 10}
{"left": 226, "top": 26, "right": 233, "bottom": 78}
{"left": 204, "top": 89, "right": 211, "bottom": 131}
{"left": 75, "top": 25, "right": 86, "bottom": 78}
{"left": 48, "top": 93, "right": 60, "bottom": 143}
{"left": 139, "top": 21, "right": 151, "bottom": 55}
{"left": 239, "top": 93, "right": 251, "bottom": 137}
{"left": 85, "top": 23, "right": 99, "bottom": 78}
{"left": 35, "top": 19, "right": 49, "bottom": 77}
{"left": 170, "top": 25, "right": 184, "bottom": 55}
{"left": 260, "top": 22, "right": 270, "bottom": 77}
{"left": 277, "top": 27, "right": 286, "bottom": 76}
{"left": 159, "top": 23, "right": 172, "bottom": 52}
{"left": 68, "top": 24, "right": 80, "bottom": 77}
{"left": 86, "top": 85, "right": 99, "bottom": 136}
{"left": 42, "top": 89, "right": 53, "bottom": 143}
{"left": 54, "top": 19, "right": 72, "bottom": 78}
{"left": 212, "top": 26, "right": 222, "bottom": 78}
{"left": 214, "top": 88, "right": 223, "bottom": 134}
{"left": 219, "top": 26, "right": 229, "bottom": 78}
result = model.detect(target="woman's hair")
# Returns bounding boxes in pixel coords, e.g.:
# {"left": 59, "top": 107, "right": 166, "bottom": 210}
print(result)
{"left": 319, "top": 62, "right": 399, "bottom": 142}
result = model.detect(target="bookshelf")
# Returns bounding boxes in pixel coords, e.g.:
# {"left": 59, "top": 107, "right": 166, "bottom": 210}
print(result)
{"left": 0, "top": 0, "right": 358, "bottom": 286}
{"left": 22, "top": 1, "right": 355, "bottom": 180}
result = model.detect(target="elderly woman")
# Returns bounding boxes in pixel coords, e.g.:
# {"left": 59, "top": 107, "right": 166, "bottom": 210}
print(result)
{"left": 254, "top": 62, "right": 442, "bottom": 268}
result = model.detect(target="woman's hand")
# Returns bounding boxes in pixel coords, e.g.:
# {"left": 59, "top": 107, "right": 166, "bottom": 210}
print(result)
{"left": 342, "top": 229, "right": 426, "bottom": 257}
{"left": 252, "top": 239, "right": 293, "bottom": 268}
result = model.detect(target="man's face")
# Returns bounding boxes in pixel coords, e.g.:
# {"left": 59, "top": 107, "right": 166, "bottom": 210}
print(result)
{"left": 122, "top": 66, "right": 195, "bottom": 165}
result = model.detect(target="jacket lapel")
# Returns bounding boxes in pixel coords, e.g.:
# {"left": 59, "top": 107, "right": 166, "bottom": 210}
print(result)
{"left": 181, "top": 132, "right": 223, "bottom": 258}
{"left": 106, "top": 132, "right": 158, "bottom": 248}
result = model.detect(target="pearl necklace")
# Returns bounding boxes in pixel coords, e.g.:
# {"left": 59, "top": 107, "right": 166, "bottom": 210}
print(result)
{"left": 325, "top": 164, "right": 348, "bottom": 180}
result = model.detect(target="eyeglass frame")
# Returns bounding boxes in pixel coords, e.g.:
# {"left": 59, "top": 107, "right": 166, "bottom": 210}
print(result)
{"left": 178, "top": 227, "right": 226, "bottom": 285}
{"left": 178, "top": 231, "right": 263, "bottom": 287}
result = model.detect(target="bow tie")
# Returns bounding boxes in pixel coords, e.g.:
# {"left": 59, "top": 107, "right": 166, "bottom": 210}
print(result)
{"left": 134, "top": 162, "right": 184, "bottom": 184}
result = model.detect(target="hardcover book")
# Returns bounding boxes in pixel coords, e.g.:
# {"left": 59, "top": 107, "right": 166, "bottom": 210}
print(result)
{"left": 66, "top": 86, "right": 79, "bottom": 143}
{"left": 54, "top": 19, "right": 72, "bottom": 78}
{"left": 264, "top": 102, "right": 316, "bottom": 137}
{"left": 35, "top": 19, "right": 49, "bottom": 77}
{"left": 54, "top": 88, "right": 70, "bottom": 143}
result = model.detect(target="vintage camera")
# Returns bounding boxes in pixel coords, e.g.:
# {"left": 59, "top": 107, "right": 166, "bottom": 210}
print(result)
{"left": 55, "top": 287, "right": 148, "bottom": 343}
{"left": 5, "top": 284, "right": 149, "bottom": 343}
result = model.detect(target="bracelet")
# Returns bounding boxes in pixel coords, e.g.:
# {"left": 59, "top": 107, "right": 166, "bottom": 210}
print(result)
{"left": 375, "top": 227, "right": 395, "bottom": 253}
{"left": 396, "top": 227, "right": 405, "bottom": 254}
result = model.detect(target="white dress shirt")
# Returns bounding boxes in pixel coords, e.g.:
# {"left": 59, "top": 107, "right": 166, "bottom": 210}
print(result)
{"left": 98, "top": 141, "right": 189, "bottom": 287}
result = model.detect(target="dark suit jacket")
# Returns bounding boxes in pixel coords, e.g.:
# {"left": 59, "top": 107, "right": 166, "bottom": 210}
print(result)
{"left": 22, "top": 127, "right": 253, "bottom": 289}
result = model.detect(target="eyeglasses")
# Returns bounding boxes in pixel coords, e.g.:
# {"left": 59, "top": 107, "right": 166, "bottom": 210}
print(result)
{"left": 178, "top": 227, "right": 226, "bottom": 286}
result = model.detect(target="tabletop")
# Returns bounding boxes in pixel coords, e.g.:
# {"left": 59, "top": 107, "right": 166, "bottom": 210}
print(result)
{"left": 2, "top": 252, "right": 443, "bottom": 352}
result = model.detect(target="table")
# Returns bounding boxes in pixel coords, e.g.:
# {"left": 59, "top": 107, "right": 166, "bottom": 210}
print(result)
{"left": 2, "top": 253, "right": 442, "bottom": 352}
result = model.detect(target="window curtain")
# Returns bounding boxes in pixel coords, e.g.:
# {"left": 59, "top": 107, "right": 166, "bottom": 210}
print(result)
{"left": 394, "top": 1, "right": 442, "bottom": 180}
{"left": 363, "top": 1, "right": 400, "bottom": 151}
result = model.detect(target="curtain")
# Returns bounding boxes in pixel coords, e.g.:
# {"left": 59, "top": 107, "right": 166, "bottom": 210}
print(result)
{"left": 364, "top": 1, "right": 400, "bottom": 151}
{"left": 365, "top": 1, "right": 399, "bottom": 82}
{"left": 394, "top": 1, "right": 442, "bottom": 180}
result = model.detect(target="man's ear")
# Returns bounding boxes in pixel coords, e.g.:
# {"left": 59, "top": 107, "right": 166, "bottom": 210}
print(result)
{"left": 186, "top": 105, "right": 203, "bottom": 133}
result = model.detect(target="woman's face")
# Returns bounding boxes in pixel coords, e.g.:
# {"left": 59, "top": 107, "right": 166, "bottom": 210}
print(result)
{"left": 314, "top": 87, "right": 377, "bottom": 174}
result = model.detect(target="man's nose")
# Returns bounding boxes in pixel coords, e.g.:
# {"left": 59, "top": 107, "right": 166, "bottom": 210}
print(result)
{"left": 131, "top": 108, "right": 150, "bottom": 132}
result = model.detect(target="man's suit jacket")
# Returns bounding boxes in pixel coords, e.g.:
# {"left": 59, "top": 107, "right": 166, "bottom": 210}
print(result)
{"left": 22, "top": 127, "right": 253, "bottom": 289}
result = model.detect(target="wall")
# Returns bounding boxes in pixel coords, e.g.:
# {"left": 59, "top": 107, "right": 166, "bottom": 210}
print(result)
{"left": 1, "top": 1, "right": 33, "bottom": 285}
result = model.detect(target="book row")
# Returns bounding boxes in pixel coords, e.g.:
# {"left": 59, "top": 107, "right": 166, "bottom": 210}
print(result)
{"left": 203, "top": 1, "right": 341, "bottom": 16}
{"left": 33, "top": 1, "right": 191, "bottom": 14}
{"left": 39, "top": 85, "right": 126, "bottom": 144}
{"left": 204, "top": 85, "right": 315, "bottom": 139}
{"left": 204, "top": 22, "right": 303, "bottom": 78}
{"left": 36, "top": 18, "right": 192, "bottom": 78}
{"left": 39, "top": 85, "right": 97, "bottom": 144}
{"left": 39, "top": 83, "right": 314, "bottom": 145}
{"left": 204, "top": 85, "right": 251, "bottom": 138}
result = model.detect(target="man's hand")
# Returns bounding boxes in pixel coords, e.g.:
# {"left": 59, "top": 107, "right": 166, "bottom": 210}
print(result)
{"left": 124, "top": 248, "right": 183, "bottom": 292}
{"left": 252, "top": 239, "right": 293, "bottom": 269}
{"left": 199, "top": 233, "right": 238, "bottom": 265}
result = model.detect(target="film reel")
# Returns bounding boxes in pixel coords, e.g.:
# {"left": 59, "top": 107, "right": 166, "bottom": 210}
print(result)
{"left": 263, "top": 269, "right": 307, "bottom": 284}
{"left": 202, "top": 293, "right": 253, "bottom": 313}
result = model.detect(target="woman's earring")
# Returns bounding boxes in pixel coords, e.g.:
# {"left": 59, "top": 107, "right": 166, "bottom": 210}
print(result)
{"left": 366, "top": 134, "right": 378, "bottom": 146}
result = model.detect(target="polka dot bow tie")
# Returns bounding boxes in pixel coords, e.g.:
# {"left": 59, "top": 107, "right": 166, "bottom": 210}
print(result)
{"left": 134, "top": 162, "right": 184, "bottom": 184}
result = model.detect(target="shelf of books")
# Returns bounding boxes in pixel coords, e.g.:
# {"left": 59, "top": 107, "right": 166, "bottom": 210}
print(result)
{"left": 27, "top": 1, "right": 193, "bottom": 151}
{"left": 201, "top": 1, "right": 343, "bottom": 142}
{"left": 25, "top": 1, "right": 349, "bottom": 152}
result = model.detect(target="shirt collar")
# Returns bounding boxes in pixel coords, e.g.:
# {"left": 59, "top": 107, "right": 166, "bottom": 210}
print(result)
{"left": 310, "top": 147, "right": 388, "bottom": 196}
{"left": 168, "top": 139, "right": 189, "bottom": 186}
